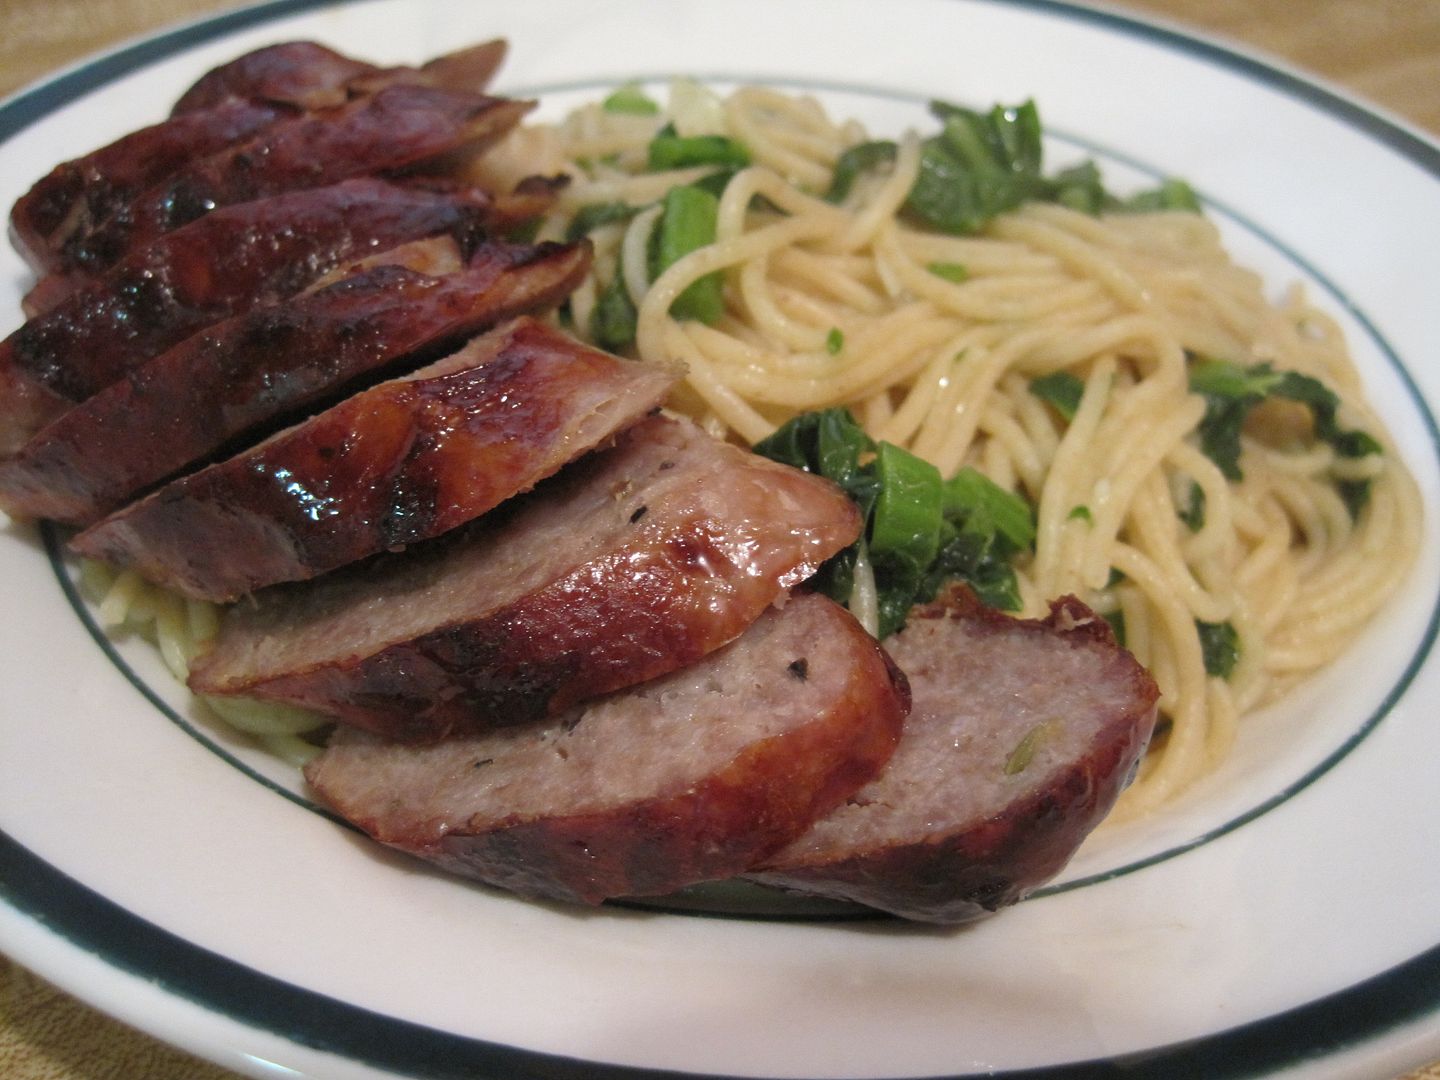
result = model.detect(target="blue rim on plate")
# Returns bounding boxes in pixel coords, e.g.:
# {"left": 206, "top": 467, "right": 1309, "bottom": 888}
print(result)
{"left": 2, "top": 1, "right": 1439, "bottom": 1076}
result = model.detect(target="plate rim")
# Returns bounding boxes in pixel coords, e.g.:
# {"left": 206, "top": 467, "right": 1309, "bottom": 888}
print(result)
{"left": 2, "top": 1, "right": 1439, "bottom": 1078}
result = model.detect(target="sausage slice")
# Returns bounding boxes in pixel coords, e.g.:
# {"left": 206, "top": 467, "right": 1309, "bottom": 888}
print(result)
{"left": 70, "top": 318, "right": 676, "bottom": 601}
{"left": 187, "top": 414, "right": 863, "bottom": 740}
{"left": 0, "top": 238, "right": 591, "bottom": 525}
{"left": 0, "top": 178, "right": 505, "bottom": 454}
{"left": 62, "top": 85, "right": 533, "bottom": 281}
{"left": 748, "top": 589, "right": 1160, "bottom": 923}
{"left": 9, "top": 99, "right": 290, "bottom": 276}
{"left": 303, "top": 592, "right": 910, "bottom": 905}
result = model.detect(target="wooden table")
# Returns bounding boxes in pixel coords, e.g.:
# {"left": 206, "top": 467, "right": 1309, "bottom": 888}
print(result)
{"left": 1, "top": 1, "right": 1437, "bottom": 1077}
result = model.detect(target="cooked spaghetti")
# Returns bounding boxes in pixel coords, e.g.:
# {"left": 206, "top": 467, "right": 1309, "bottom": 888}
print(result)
{"left": 461, "top": 79, "right": 1422, "bottom": 818}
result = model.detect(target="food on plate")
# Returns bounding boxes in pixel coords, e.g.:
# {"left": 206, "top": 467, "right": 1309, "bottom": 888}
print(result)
{"left": 187, "top": 412, "right": 862, "bottom": 740}
{"left": 9, "top": 98, "right": 290, "bottom": 275}
{"left": 748, "top": 588, "right": 1160, "bottom": 922}
{"left": 169, "top": 38, "right": 508, "bottom": 114}
{"left": 509, "top": 79, "right": 1421, "bottom": 819}
{"left": 0, "top": 235, "right": 591, "bottom": 524}
{"left": 303, "top": 591, "right": 910, "bottom": 904}
{"left": 2, "top": 36, "right": 1420, "bottom": 922}
{"left": 169, "top": 39, "right": 385, "bottom": 114}
{"left": 71, "top": 317, "right": 676, "bottom": 601}
{"left": 0, "top": 177, "right": 527, "bottom": 454}
{"left": 52, "top": 83, "right": 533, "bottom": 285}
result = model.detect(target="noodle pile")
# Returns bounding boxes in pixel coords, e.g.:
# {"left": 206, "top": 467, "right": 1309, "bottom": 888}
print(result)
{"left": 471, "top": 81, "right": 1422, "bottom": 817}
{"left": 81, "top": 80, "right": 1421, "bottom": 819}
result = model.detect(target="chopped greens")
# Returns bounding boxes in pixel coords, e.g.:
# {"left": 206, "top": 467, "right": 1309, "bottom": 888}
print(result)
{"left": 648, "top": 184, "right": 725, "bottom": 323}
{"left": 823, "top": 98, "right": 1200, "bottom": 238}
{"left": 1068, "top": 505, "right": 1093, "bottom": 523}
{"left": 825, "top": 140, "right": 899, "bottom": 203}
{"left": 1179, "top": 481, "right": 1207, "bottom": 531}
{"left": 647, "top": 123, "right": 751, "bottom": 171}
{"left": 926, "top": 261, "right": 969, "bottom": 283}
{"left": 1004, "top": 721, "right": 1053, "bottom": 775}
{"left": 590, "top": 273, "right": 638, "bottom": 351}
{"left": 1197, "top": 619, "right": 1241, "bottom": 679}
{"left": 1188, "top": 357, "right": 1383, "bottom": 515}
{"left": 825, "top": 327, "right": 845, "bottom": 355}
{"left": 565, "top": 200, "right": 645, "bottom": 242}
{"left": 602, "top": 83, "right": 660, "bottom": 116}
{"left": 1030, "top": 371, "right": 1086, "bottom": 422}
{"left": 756, "top": 409, "right": 1035, "bottom": 637}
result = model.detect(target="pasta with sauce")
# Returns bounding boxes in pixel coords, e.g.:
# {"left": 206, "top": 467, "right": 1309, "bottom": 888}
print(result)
{"left": 461, "top": 79, "right": 1422, "bottom": 818}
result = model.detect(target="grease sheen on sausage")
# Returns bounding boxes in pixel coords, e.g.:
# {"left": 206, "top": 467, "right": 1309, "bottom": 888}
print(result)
{"left": 187, "top": 414, "right": 863, "bottom": 740}
{"left": 71, "top": 318, "right": 676, "bottom": 601}
{"left": 0, "top": 178, "right": 506, "bottom": 455}
{"left": 0, "top": 238, "right": 591, "bottom": 525}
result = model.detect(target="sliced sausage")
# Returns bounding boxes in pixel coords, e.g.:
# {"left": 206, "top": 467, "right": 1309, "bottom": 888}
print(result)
{"left": 9, "top": 98, "right": 291, "bottom": 275}
{"left": 747, "top": 589, "right": 1160, "bottom": 923}
{"left": 170, "top": 40, "right": 382, "bottom": 114}
{"left": 186, "top": 414, "right": 864, "bottom": 741}
{"left": 169, "top": 39, "right": 509, "bottom": 115}
{"left": 61, "top": 85, "right": 533, "bottom": 281}
{"left": 70, "top": 317, "right": 676, "bottom": 601}
{"left": 0, "top": 177, "right": 504, "bottom": 454}
{"left": 0, "top": 238, "right": 590, "bottom": 525}
{"left": 303, "top": 592, "right": 910, "bottom": 905}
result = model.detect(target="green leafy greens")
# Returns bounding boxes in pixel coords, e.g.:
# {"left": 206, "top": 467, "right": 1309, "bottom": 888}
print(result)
{"left": 824, "top": 98, "right": 1199, "bottom": 236}
{"left": 754, "top": 409, "right": 1035, "bottom": 638}
{"left": 1188, "top": 357, "right": 1383, "bottom": 516}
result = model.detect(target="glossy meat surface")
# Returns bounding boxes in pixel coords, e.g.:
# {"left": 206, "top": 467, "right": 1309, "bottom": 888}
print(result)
{"left": 0, "top": 178, "right": 499, "bottom": 456}
{"left": 187, "top": 415, "right": 863, "bottom": 740}
{"left": 61, "top": 85, "right": 532, "bottom": 280}
{"left": 171, "top": 41, "right": 381, "bottom": 113}
{"left": 72, "top": 318, "right": 677, "bottom": 601}
{"left": 749, "top": 589, "right": 1159, "bottom": 923}
{"left": 304, "top": 593, "right": 910, "bottom": 905}
{"left": 0, "top": 239, "right": 591, "bottom": 524}
{"left": 9, "top": 98, "right": 289, "bottom": 275}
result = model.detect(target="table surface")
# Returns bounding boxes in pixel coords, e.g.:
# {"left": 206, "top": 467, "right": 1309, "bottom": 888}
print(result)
{"left": 1, "top": 1, "right": 1437, "bottom": 1077}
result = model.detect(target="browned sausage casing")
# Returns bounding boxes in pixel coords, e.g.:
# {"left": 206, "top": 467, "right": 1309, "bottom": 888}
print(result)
{"left": 0, "top": 178, "right": 504, "bottom": 455}
{"left": 303, "top": 592, "right": 911, "bottom": 905}
{"left": 0, "top": 238, "right": 591, "bottom": 525}
{"left": 187, "top": 415, "right": 864, "bottom": 740}
{"left": 61, "top": 85, "right": 533, "bottom": 282}
{"left": 71, "top": 318, "right": 677, "bottom": 601}
{"left": 748, "top": 589, "right": 1160, "bottom": 923}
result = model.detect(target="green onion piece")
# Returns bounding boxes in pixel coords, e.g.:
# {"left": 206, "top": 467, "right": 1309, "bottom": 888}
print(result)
{"left": 825, "top": 327, "right": 844, "bottom": 355}
{"left": 647, "top": 123, "right": 751, "bottom": 171}
{"left": 1197, "top": 619, "right": 1241, "bottom": 679}
{"left": 1030, "top": 371, "right": 1086, "bottom": 422}
{"left": 1179, "top": 481, "right": 1206, "bottom": 531}
{"left": 943, "top": 467, "right": 1036, "bottom": 552}
{"left": 651, "top": 184, "right": 725, "bottom": 323}
{"left": 602, "top": 83, "right": 660, "bottom": 115}
{"left": 590, "top": 274, "right": 637, "bottom": 351}
{"left": 566, "top": 200, "right": 645, "bottom": 242}
{"left": 926, "top": 261, "right": 969, "bottom": 283}
{"left": 871, "top": 443, "right": 944, "bottom": 568}
{"left": 825, "top": 140, "right": 898, "bottom": 203}
{"left": 1004, "top": 722, "right": 1052, "bottom": 775}
{"left": 869, "top": 442, "right": 945, "bottom": 638}
{"left": 1116, "top": 178, "right": 1202, "bottom": 213}
{"left": 1068, "top": 505, "right": 1092, "bottom": 523}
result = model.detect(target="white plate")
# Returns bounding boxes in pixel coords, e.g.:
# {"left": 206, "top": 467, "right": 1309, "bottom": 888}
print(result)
{"left": 2, "top": 1, "right": 1438, "bottom": 1077}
